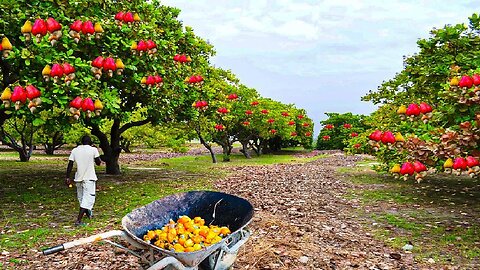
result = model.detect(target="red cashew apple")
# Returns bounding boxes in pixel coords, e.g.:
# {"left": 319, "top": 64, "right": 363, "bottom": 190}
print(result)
{"left": 400, "top": 162, "right": 415, "bottom": 176}
{"left": 369, "top": 130, "right": 383, "bottom": 142}
{"left": 70, "top": 96, "right": 83, "bottom": 109}
{"left": 115, "top": 12, "right": 125, "bottom": 22}
{"left": 472, "top": 74, "right": 480, "bottom": 86}
{"left": 25, "top": 85, "right": 41, "bottom": 100}
{"left": 82, "top": 21, "right": 95, "bottom": 37}
{"left": 124, "top": 12, "right": 134, "bottom": 23}
{"left": 381, "top": 131, "right": 396, "bottom": 145}
{"left": 11, "top": 86, "right": 27, "bottom": 110}
{"left": 81, "top": 97, "right": 95, "bottom": 118}
{"left": 214, "top": 124, "right": 225, "bottom": 131}
{"left": 406, "top": 103, "right": 421, "bottom": 116}
{"left": 32, "top": 19, "right": 47, "bottom": 42}
{"left": 458, "top": 75, "right": 473, "bottom": 88}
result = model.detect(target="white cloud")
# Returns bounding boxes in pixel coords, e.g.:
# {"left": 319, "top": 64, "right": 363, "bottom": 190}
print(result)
{"left": 275, "top": 19, "right": 318, "bottom": 40}
{"left": 161, "top": 0, "right": 476, "bottom": 132}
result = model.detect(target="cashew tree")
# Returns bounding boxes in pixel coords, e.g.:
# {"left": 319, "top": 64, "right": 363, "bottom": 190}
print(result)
{"left": 0, "top": 0, "right": 213, "bottom": 171}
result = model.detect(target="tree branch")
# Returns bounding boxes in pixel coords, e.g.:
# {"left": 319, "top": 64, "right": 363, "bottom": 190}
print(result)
{"left": 213, "top": 138, "right": 225, "bottom": 147}
{"left": 111, "top": 118, "right": 120, "bottom": 138}
{"left": 0, "top": 110, "right": 10, "bottom": 128}
{"left": 119, "top": 117, "right": 152, "bottom": 135}
{"left": 53, "top": 131, "right": 65, "bottom": 150}
{"left": 0, "top": 126, "right": 21, "bottom": 150}
{"left": 85, "top": 119, "right": 109, "bottom": 151}
{"left": 196, "top": 127, "right": 207, "bottom": 145}
{"left": 14, "top": 118, "right": 27, "bottom": 151}
{"left": 27, "top": 126, "right": 34, "bottom": 158}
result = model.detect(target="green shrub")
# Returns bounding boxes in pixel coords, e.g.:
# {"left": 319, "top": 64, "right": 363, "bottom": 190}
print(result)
{"left": 316, "top": 112, "right": 370, "bottom": 150}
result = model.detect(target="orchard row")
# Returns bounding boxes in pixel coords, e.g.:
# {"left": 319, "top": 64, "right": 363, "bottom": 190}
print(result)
{"left": 0, "top": 0, "right": 313, "bottom": 170}
{"left": 318, "top": 14, "right": 480, "bottom": 183}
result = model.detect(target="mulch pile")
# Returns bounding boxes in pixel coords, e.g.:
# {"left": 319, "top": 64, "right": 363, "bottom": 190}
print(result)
{"left": 216, "top": 152, "right": 422, "bottom": 269}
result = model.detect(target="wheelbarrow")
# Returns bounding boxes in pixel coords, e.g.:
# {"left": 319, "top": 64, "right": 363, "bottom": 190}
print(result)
{"left": 42, "top": 191, "right": 254, "bottom": 270}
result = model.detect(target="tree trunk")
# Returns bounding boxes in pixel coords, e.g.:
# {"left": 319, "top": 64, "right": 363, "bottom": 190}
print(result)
{"left": 0, "top": 119, "right": 34, "bottom": 162}
{"left": 214, "top": 138, "right": 232, "bottom": 162}
{"left": 252, "top": 138, "right": 266, "bottom": 155}
{"left": 104, "top": 127, "right": 122, "bottom": 175}
{"left": 44, "top": 131, "right": 64, "bottom": 155}
{"left": 89, "top": 120, "right": 122, "bottom": 175}
{"left": 259, "top": 138, "right": 270, "bottom": 154}
{"left": 240, "top": 141, "right": 251, "bottom": 159}
{"left": 268, "top": 137, "right": 282, "bottom": 152}
{"left": 104, "top": 151, "right": 121, "bottom": 175}
{"left": 88, "top": 117, "right": 151, "bottom": 175}
{"left": 45, "top": 145, "right": 54, "bottom": 155}
{"left": 18, "top": 148, "right": 30, "bottom": 162}
{"left": 120, "top": 136, "right": 132, "bottom": 153}
{"left": 196, "top": 128, "right": 217, "bottom": 163}
{"left": 205, "top": 143, "right": 217, "bottom": 163}
{"left": 251, "top": 140, "right": 260, "bottom": 156}
{"left": 222, "top": 145, "right": 231, "bottom": 162}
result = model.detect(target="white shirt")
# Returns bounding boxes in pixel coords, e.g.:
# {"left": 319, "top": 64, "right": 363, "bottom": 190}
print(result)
{"left": 69, "top": 145, "right": 100, "bottom": 181}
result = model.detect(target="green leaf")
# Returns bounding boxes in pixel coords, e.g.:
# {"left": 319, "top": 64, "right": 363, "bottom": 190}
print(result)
{"left": 21, "top": 49, "right": 30, "bottom": 59}
{"left": 32, "top": 118, "right": 45, "bottom": 127}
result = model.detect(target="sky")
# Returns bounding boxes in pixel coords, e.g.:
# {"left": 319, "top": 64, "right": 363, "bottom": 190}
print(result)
{"left": 162, "top": 0, "right": 477, "bottom": 134}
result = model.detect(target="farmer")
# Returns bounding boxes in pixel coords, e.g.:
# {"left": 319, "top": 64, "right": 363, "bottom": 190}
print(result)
{"left": 66, "top": 135, "right": 101, "bottom": 226}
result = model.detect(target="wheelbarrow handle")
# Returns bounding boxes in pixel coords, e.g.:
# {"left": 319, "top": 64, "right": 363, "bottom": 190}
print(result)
{"left": 42, "top": 244, "right": 64, "bottom": 255}
{"left": 42, "top": 230, "right": 126, "bottom": 255}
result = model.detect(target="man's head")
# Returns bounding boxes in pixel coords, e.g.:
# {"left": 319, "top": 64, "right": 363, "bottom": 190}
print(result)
{"left": 81, "top": 135, "right": 92, "bottom": 145}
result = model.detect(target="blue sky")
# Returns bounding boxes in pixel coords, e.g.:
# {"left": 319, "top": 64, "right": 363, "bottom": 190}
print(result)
{"left": 162, "top": 0, "right": 477, "bottom": 134}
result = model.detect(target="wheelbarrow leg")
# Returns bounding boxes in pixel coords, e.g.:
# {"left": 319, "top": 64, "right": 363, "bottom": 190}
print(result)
{"left": 204, "top": 229, "right": 251, "bottom": 270}
{"left": 146, "top": 256, "right": 198, "bottom": 270}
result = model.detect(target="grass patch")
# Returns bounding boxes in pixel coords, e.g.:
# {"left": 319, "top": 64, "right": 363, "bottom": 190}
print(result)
{"left": 0, "top": 148, "right": 320, "bottom": 253}
{"left": 0, "top": 155, "right": 213, "bottom": 252}
{"left": 341, "top": 161, "right": 480, "bottom": 265}
{"left": 356, "top": 189, "right": 416, "bottom": 204}
{"left": 142, "top": 152, "right": 328, "bottom": 174}
{"left": 369, "top": 211, "right": 480, "bottom": 263}
{"left": 373, "top": 213, "right": 424, "bottom": 231}
{"left": 2, "top": 228, "right": 53, "bottom": 250}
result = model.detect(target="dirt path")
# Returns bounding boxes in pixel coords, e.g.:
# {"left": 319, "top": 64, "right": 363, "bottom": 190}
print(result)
{"left": 216, "top": 152, "right": 422, "bottom": 269}
{"left": 4, "top": 152, "right": 427, "bottom": 269}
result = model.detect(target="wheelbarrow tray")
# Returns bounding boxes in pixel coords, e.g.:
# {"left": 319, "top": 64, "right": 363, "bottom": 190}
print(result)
{"left": 121, "top": 191, "right": 254, "bottom": 267}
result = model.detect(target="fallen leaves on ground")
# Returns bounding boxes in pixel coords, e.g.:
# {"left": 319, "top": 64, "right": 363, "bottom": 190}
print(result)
{"left": 3, "top": 151, "right": 435, "bottom": 269}
{"left": 215, "top": 152, "right": 423, "bottom": 269}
